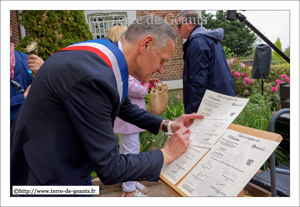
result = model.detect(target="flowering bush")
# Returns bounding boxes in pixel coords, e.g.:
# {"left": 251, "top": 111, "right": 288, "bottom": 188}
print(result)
{"left": 228, "top": 58, "right": 255, "bottom": 97}
{"left": 266, "top": 73, "right": 290, "bottom": 110}
{"left": 228, "top": 58, "right": 291, "bottom": 110}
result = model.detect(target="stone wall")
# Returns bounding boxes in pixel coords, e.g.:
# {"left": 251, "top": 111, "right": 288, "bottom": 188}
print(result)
{"left": 241, "top": 59, "right": 253, "bottom": 67}
{"left": 10, "top": 10, "right": 20, "bottom": 45}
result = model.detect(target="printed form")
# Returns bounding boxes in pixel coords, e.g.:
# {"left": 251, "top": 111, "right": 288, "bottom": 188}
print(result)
{"left": 189, "top": 90, "right": 249, "bottom": 148}
{"left": 178, "top": 129, "right": 279, "bottom": 196}
{"left": 160, "top": 146, "right": 209, "bottom": 185}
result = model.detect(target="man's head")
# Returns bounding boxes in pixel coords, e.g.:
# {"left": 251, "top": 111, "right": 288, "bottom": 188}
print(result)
{"left": 121, "top": 15, "right": 176, "bottom": 83}
{"left": 176, "top": 10, "right": 201, "bottom": 39}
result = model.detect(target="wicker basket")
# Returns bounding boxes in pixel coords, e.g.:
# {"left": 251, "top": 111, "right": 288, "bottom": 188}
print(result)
{"left": 149, "top": 84, "right": 168, "bottom": 115}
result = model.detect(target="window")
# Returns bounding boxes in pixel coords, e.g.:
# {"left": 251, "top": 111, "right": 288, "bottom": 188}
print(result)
{"left": 87, "top": 12, "right": 129, "bottom": 39}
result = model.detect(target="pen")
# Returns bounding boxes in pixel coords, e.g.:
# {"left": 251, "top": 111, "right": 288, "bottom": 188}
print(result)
{"left": 165, "top": 132, "right": 174, "bottom": 136}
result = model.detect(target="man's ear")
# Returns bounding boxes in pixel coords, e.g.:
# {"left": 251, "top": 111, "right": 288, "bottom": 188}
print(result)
{"left": 139, "top": 35, "right": 154, "bottom": 54}
{"left": 188, "top": 20, "right": 193, "bottom": 28}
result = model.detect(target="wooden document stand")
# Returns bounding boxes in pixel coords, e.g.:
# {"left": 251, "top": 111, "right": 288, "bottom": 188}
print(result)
{"left": 159, "top": 123, "right": 283, "bottom": 197}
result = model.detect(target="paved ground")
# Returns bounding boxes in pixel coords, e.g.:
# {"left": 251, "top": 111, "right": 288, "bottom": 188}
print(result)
{"left": 92, "top": 178, "right": 253, "bottom": 197}
{"left": 94, "top": 181, "right": 171, "bottom": 197}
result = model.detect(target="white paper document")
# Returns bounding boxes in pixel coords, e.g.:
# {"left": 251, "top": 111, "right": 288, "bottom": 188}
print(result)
{"left": 189, "top": 90, "right": 249, "bottom": 148}
{"left": 178, "top": 129, "right": 280, "bottom": 196}
{"left": 160, "top": 146, "right": 209, "bottom": 185}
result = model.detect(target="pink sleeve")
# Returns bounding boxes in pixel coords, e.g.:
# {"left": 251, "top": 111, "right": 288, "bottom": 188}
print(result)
{"left": 128, "top": 75, "right": 148, "bottom": 98}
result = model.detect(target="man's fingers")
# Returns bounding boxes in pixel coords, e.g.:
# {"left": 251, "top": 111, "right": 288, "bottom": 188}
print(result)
{"left": 176, "top": 126, "right": 189, "bottom": 135}
{"left": 188, "top": 113, "right": 204, "bottom": 119}
{"left": 186, "top": 128, "right": 192, "bottom": 135}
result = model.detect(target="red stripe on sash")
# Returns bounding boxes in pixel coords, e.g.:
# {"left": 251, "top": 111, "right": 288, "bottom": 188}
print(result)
{"left": 60, "top": 46, "right": 113, "bottom": 69}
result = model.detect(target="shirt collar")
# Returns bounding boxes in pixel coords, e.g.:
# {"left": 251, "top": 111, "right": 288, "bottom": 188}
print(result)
{"left": 118, "top": 41, "right": 123, "bottom": 53}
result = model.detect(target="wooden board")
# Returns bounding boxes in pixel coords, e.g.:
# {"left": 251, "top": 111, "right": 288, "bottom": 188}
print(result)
{"left": 159, "top": 124, "right": 283, "bottom": 197}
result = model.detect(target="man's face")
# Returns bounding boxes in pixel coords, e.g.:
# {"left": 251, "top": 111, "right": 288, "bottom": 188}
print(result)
{"left": 136, "top": 38, "right": 175, "bottom": 83}
{"left": 176, "top": 16, "right": 192, "bottom": 39}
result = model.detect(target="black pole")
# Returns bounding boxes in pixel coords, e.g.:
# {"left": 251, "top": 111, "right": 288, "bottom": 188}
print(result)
{"left": 236, "top": 12, "right": 290, "bottom": 64}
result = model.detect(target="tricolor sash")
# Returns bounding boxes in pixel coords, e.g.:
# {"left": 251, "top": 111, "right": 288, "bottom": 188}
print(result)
{"left": 59, "top": 39, "right": 128, "bottom": 104}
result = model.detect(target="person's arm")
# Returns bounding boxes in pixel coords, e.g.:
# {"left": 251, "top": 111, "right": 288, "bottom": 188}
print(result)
{"left": 185, "top": 40, "right": 209, "bottom": 113}
{"left": 128, "top": 76, "right": 148, "bottom": 98}
{"left": 64, "top": 76, "right": 163, "bottom": 184}
{"left": 10, "top": 84, "right": 31, "bottom": 122}
{"left": 118, "top": 96, "right": 163, "bottom": 134}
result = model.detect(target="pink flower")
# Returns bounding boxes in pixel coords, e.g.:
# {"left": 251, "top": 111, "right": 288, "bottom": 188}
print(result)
{"left": 242, "top": 72, "right": 248, "bottom": 77}
{"left": 281, "top": 74, "right": 287, "bottom": 79}
{"left": 244, "top": 77, "right": 251, "bottom": 85}
{"left": 230, "top": 58, "right": 234, "bottom": 63}
{"left": 230, "top": 70, "right": 233, "bottom": 75}
{"left": 142, "top": 81, "right": 152, "bottom": 89}
{"left": 271, "top": 86, "right": 278, "bottom": 92}
{"left": 244, "top": 89, "right": 249, "bottom": 93}
{"left": 175, "top": 95, "right": 180, "bottom": 99}
{"left": 275, "top": 79, "right": 283, "bottom": 86}
{"left": 241, "top": 62, "right": 245, "bottom": 67}
{"left": 285, "top": 77, "right": 290, "bottom": 83}
{"left": 234, "top": 71, "right": 240, "bottom": 78}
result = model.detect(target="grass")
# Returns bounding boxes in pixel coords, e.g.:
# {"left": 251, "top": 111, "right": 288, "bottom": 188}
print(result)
{"left": 233, "top": 94, "right": 290, "bottom": 170}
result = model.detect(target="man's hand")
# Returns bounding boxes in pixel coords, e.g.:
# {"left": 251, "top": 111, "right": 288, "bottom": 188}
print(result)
{"left": 161, "top": 126, "right": 191, "bottom": 163}
{"left": 27, "top": 54, "right": 44, "bottom": 75}
{"left": 170, "top": 113, "right": 204, "bottom": 133}
{"left": 23, "top": 85, "right": 31, "bottom": 98}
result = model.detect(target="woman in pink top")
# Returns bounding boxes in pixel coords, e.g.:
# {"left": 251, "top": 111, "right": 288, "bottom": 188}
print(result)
{"left": 114, "top": 75, "right": 150, "bottom": 197}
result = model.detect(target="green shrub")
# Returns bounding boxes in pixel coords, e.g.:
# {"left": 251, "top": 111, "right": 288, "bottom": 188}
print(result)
{"left": 233, "top": 94, "right": 290, "bottom": 170}
{"left": 223, "top": 46, "right": 235, "bottom": 59}
{"left": 16, "top": 10, "right": 93, "bottom": 61}
{"left": 273, "top": 38, "right": 283, "bottom": 60}
{"left": 139, "top": 130, "right": 167, "bottom": 153}
{"left": 140, "top": 92, "right": 186, "bottom": 153}
{"left": 91, "top": 169, "right": 98, "bottom": 179}
{"left": 267, "top": 63, "right": 290, "bottom": 83}
{"left": 284, "top": 47, "right": 290, "bottom": 58}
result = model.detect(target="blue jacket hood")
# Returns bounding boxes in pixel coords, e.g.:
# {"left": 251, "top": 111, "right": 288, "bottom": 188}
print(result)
{"left": 190, "top": 26, "right": 224, "bottom": 43}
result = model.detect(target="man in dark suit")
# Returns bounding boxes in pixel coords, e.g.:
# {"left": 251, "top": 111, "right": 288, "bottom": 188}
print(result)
{"left": 10, "top": 15, "right": 203, "bottom": 194}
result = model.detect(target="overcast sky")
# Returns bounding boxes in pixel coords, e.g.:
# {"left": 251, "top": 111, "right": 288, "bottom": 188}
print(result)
{"left": 206, "top": 10, "right": 290, "bottom": 51}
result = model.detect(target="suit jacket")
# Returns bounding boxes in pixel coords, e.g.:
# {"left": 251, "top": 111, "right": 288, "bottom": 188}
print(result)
{"left": 10, "top": 40, "right": 164, "bottom": 188}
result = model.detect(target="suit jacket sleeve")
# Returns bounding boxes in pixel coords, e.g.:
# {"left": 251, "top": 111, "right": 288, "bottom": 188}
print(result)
{"left": 118, "top": 96, "right": 163, "bottom": 135}
{"left": 64, "top": 75, "right": 164, "bottom": 184}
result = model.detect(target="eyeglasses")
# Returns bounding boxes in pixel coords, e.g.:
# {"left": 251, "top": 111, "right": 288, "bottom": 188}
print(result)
{"left": 11, "top": 79, "right": 25, "bottom": 93}
{"left": 176, "top": 21, "right": 186, "bottom": 29}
